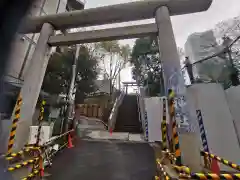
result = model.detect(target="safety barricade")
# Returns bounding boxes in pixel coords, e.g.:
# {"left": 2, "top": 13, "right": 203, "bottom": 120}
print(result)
{"left": 7, "top": 95, "right": 22, "bottom": 155}
{"left": 5, "top": 146, "right": 40, "bottom": 160}
{"left": 179, "top": 173, "right": 240, "bottom": 179}
{"left": 21, "top": 168, "right": 41, "bottom": 180}
{"left": 162, "top": 149, "right": 176, "bottom": 163}
{"left": 156, "top": 158, "right": 170, "bottom": 180}
{"left": 161, "top": 98, "right": 168, "bottom": 151}
{"left": 201, "top": 151, "right": 240, "bottom": 171}
{"left": 156, "top": 89, "right": 240, "bottom": 179}
{"left": 29, "top": 100, "right": 46, "bottom": 178}
{"left": 168, "top": 89, "right": 182, "bottom": 166}
{"left": 7, "top": 157, "right": 39, "bottom": 171}
{"left": 5, "top": 96, "right": 75, "bottom": 180}
{"left": 173, "top": 165, "right": 191, "bottom": 175}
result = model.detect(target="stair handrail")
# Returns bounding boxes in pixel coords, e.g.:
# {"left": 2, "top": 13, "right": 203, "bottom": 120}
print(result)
{"left": 108, "top": 89, "right": 125, "bottom": 131}
{"left": 136, "top": 94, "right": 141, "bottom": 123}
{"left": 138, "top": 88, "right": 148, "bottom": 139}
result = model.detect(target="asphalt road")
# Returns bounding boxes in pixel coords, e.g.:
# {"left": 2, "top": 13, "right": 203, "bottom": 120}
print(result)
{"left": 47, "top": 139, "right": 156, "bottom": 180}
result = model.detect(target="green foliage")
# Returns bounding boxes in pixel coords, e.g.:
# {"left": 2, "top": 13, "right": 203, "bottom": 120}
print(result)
{"left": 42, "top": 45, "right": 99, "bottom": 104}
{"left": 130, "top": 37, "right": 164, "bottom": 96}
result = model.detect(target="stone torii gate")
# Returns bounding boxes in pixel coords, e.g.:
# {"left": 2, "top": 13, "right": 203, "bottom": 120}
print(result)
{"left": 12, "top": 0, "right": 212, "bottom": 151}
{"left": 122, "top": 82, "right": 140, "bottom": 94}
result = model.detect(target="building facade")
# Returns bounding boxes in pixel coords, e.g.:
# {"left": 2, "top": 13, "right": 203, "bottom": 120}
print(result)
{"left": 5, "top": 0, "right": 85, "bottom": 82}
{"left": 2, "top": 0, "right": 85, "bottom": 113}
{"left": 184, "top": 30, "right": 227, "bottom": 81}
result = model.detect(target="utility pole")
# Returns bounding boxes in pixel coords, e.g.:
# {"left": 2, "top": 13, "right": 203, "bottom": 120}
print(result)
{"left": 64, "top": 45, "right": 80, "bottom": 132}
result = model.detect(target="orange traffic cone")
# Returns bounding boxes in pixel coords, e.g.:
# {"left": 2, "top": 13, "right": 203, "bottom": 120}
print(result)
{"left": 39, "top": 157, "right": 44, "bottom": 177}
{"left": 40, "top": 168, "right": 44, "bottom": 177}
{"left": 109, "top": 128, "right": 113, "bottom": 136}
{"left": 68, "top": 133, "right": 74, "bottom": 148}
{"left": 211, "top": 159, "right": 220, "bottom": 174}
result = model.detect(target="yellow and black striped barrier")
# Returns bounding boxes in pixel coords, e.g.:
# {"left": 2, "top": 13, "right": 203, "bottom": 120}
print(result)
{"left": 201, "top": 151, "right": 240, "bottom": 171}
{"left": 161, "top": 98, "right": 167, "bottom": 150}
{"left": 31, "top": 100, "right": 46, "bottom": 177}
{"left": 162, "top": 149, "right": 176, "bottom": 162}
{"left": 168, "top": 89, "right": 174, "bottom": 152}
{"left": 35, "top": 100, "right": 46, "bottom": 146}
{"left": 168, "top": 89, "right": 174, "bottom": 149}
{"left": 168, "top": 89, "right": 182, "bottom": 166}
{"left": 7, "top": 95, "right": 22, "bottom": 155}
{"left": 6, "top": 151, "right": 24, "bottom": 160}
{"left": 21, "top": 168, "right": 40, "bottom": 180}
{"left": 8, "top": 157, "right": 39, "bottom": 171}
{"left": 144, "top": 111, "right": 149, "bottom": 141}
{"left": 156, "top": 158, "right": 170, "bottom": 180}
{"left": 172, "top": 120, "right": 181, "bottom": 166}
{"left": 179, "top": 173, "right": 240, "bottom": 179}
{"left": 173, "top": 165, "right": 190, "bottom": 175}
{"left": 5, "top": 146, "right": 41, "bottom": 160}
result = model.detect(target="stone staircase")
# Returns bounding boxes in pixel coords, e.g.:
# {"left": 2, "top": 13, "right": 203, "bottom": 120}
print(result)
{"left": 114, "top": 95, "right": 142, "bottom": 133}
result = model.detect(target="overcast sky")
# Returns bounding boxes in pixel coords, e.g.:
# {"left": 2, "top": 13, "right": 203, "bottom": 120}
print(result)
{"left": 84, "top": 0, "right": 240, "bottom": 84}
{"left": 85, "top": 0, "right": 240, "bottom": 47}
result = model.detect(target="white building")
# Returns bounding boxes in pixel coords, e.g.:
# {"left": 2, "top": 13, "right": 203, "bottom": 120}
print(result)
{"left": 5, "top": 0, "right": 85, "bottom": 83}
{"left": 184, "top": 30, "right": 227, "bottom": 81}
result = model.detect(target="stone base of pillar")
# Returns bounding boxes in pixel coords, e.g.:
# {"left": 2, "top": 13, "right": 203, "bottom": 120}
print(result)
{"left": 179, "top": 132, "right": 203, "bottom": 172}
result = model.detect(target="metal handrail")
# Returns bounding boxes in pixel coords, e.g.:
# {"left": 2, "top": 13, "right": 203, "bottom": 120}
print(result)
{"left": 42, "top": 129, "right": 74, "bottom": 146}
{"left": 108, "top": 89, "right": 125, "bottom": 130}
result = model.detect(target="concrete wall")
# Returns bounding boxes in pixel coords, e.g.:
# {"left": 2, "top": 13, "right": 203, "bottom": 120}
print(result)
{"left": 179, "top": 132, "right": 202, "bottom": 172}
{"left": 225, "top": 86, "right": 240, "bottom": 147}
{"left": 144, "top": 97, "right": 163, "bottom": 142}
{"left": 0, "top": 120, "right": 12, "bottom": 153}
{"left": 186, "top": 83, "right": 240, "bottom": 171}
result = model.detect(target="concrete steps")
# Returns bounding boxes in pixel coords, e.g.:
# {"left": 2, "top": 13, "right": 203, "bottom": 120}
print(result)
{"left": 114, "top": 95, "right": 142, "bottom": 133}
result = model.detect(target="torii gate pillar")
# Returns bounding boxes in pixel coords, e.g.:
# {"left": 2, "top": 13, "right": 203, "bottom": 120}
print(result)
{"left": 9, "top": 23, "right": 54, "bottom": 151}
{"left": 155, "top": 6, "right": 201, "bottom": 171}
{"left": 155, "top": 6, "right": 184, "bottom": 94}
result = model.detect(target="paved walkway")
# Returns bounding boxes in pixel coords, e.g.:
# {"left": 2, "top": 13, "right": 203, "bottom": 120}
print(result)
{"left": 46, "top": 139, "right": 156, "bottom": 180}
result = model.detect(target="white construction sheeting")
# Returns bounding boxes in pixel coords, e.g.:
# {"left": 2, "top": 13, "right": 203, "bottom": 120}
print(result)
{"left": 28, "top": 126, "right": 51, "bottom": 145}
{"left": 144, "top": 97, "right": 169, "bottom": 142}
{"left": 186, "top": 83, "right": 240, "bottom": 171}
{"left": 225, "top": 85, "right": 240, "bottom": 145}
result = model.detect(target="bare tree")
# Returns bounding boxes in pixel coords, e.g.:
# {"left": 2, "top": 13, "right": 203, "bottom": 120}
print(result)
{"left": 215, "top": 17, "right": 240, "bottom": 60}
{"left": 96, "top": 41, "right": 131, "bottom": 95}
